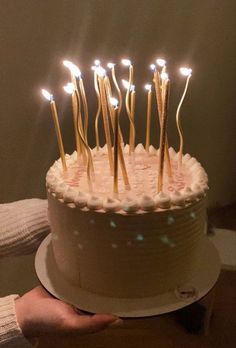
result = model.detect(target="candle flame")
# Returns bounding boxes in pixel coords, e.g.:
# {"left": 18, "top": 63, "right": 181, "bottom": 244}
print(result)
{"left": 180, "top": 67, "right": 192, "bottom": 77}
{"left": 41, "top": 89, "right": 53, "bottom": 102}
{"left": 121, "top": 59, "right": 132, "bottom": 67}
{"left": 110, "top": 97, "right": 119, "bottom": 108}
{"left": 63, "top": 60, "right": 81, "bottom": 78}
{"left": 156, "top": 58, "right": 166, "bottom": 67}
{"left": 94, "top": 59, "right": 101, "bottom": 66}
{"left": 63, "top": 82, "right": 75, "bottom": 95}
{"left": 150, "top": 63, "right": 156, "bottom": 71}
{"left": 122, "top": 79, "right": 130, "bottom": 90}
{"left": 160, "top": 72, "right": 169, "bottom": 81}
{"left": 144, "top": 84, "right": 152, "bottom": 91}
{"left": 107, "top": 62, "right": 115, "bottom": 69}
{"left": 95, "top": 66, "right": 106, "bottom": 77}
{"left": 130, "top": 84, "right": 135, "bottom": 92}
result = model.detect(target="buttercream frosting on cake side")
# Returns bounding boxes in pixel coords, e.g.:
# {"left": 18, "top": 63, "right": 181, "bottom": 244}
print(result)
{"left": 47, "top": 145, "right": 208, "bottom": 298}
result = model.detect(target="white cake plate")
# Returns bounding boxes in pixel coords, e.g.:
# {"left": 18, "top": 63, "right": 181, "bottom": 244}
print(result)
{"left": 35, "top": 235, "right": 221, "bottom": 318}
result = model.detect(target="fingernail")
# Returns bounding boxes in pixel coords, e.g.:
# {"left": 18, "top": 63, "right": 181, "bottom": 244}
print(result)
{"left": 109, "top": 318, "right": 124, "bottom": 327}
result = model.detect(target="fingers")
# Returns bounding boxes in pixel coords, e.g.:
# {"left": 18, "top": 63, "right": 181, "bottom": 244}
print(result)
{"left": 69, "top": 313, "right": 123, "bottom": 334}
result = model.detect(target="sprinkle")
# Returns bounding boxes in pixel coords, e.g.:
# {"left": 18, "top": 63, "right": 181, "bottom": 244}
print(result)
{"left": 110, "top": 220, "right": 117, "bottom": 228}
{"left": 136, "top": 234, "right": 144, "bottom": 241}
{"left": 167, "top": 216, "right": 175, "bottom": 225}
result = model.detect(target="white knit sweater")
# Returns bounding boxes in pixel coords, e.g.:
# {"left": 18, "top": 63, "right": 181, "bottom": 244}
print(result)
{"left": 0, "top": 199, "right": 50, "bottom": 347}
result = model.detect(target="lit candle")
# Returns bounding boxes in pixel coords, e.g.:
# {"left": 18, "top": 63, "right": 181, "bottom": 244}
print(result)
{"left": 63, "top": 83, "right": 94, "bottom": 190}
{"left": 144, "top": 84, "right": 152, "bottom": 151}
{"left": 151, "top": 62, "right": 172, "bottom": 177}
{"left": 41, "top": 89, "right": 67, "bottom": 171}
{"left": 109, "top": 97, "right": 130, "bottom": 192}
{"left": 121, "top": 58, "right": 133, "bottom": 85}
{"left": 92, "top": 65, "right": 102, "bottom": 151}
{"left": 122, "top": 80, "right": 136, "bottom": 154}
{"left": 176, "top": 67, "right": 192, "bottom": 168}
{"left": 157, "top": 78, "right": 170, "bottom": 192}
{"left": 110, "top": 97, "right": 119, "bottom": 195}
{"left": 130, "top": 84, "right": 136, "bottom": 153}
{"left": 63, "top": 60, "right": 84, "bottom": 155}
{"left": 96, "top": 66, "right": 114, "bottom": 173}
{"left": 107, "top": 62, "right": 122, "bottom": 115}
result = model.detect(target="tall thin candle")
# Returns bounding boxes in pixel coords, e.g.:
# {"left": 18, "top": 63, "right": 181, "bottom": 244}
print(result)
{"left": 144, "top": 84, "right": 152, "bottom": 151}
{"left": 176, "top": 67, "right": 192, "bottom": 168}
{"left": 41, "top": 89, "right": 67, "bottom": 172}
{"left": 157, "top": 79, "right": 170, "bottom": 192}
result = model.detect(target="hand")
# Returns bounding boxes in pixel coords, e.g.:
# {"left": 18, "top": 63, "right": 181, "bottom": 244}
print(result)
{"left": 15, "top": 286, "right": 122, "bottom": 338}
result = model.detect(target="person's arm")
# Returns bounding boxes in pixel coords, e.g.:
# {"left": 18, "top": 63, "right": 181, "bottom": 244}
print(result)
{"left": 0, "top": 199, "right": 49, "bottom": 258}
{"left": 0, "top": 287, "right": 122, "bottom": 347}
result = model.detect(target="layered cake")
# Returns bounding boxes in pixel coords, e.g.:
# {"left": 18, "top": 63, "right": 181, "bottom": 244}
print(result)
{"left": 46, "top": 145, "right": 208, "bottom": 298}
{"left": 44, "top": 59, "right": 209, "bottom": 299}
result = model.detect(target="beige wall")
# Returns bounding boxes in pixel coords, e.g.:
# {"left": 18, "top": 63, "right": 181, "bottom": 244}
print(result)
{"left": 0, "top": 0, "right": 236, "bottom": 206}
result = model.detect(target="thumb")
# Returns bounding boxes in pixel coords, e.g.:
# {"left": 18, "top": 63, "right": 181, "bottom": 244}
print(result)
{"left": 71, "top": 314, "right": 123, "bottom": 334}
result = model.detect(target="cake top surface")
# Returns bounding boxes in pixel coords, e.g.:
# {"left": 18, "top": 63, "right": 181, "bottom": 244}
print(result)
{"left": 46, "top": 144, "right": 208, "bottom": 213}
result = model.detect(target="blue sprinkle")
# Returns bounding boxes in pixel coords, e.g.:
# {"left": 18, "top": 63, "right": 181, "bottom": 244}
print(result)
{"left": 136, "top": 234, "right": 144, "bottom": 241}
{"left": 167, "top": 216, "right": 175, "bottom": 225}
{"left": 160, "top": 235, "right": 169, "bottom": 244}
{"left": 110, "top": 220, "right": 117, "bottom": 228}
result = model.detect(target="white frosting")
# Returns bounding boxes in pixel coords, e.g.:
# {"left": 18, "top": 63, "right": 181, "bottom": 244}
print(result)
{"left": 139, "top": 195, "right": 156, "bottom": 211}
{"left": 103, "top": 197, "right": 121, "bottom": 212}
{"left": 170, "top": 191, "right": 186, "bottom": 207}
{"left": 122, "top": 196, "right": 140, "bottom": 213}
{"left": 155, "top": 192, "right": 171, "bottom": 209}
{"left": 87, "top": 195, "right": 103, "bottom": 210}
{"left": 46, "top": 145, "right": 208, "bottom": 213}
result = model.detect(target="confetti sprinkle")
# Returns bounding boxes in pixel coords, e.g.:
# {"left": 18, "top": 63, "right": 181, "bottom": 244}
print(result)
{"left": 136, "top": 234, "right": 144, "bottom": 241}
{"left": 167, "top": 215, "right": 175, "bottom": 225}
{"left": 111, "top": 243, "right": 118, "bottom": 249}
{"left": 110, "top": 220, "right": 117, "bottom": 228}
{"left": 190, "top": 212, "right": 196, "bottom": 219}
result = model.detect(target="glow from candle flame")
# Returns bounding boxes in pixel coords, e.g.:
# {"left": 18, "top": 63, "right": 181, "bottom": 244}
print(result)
{"left": 94, "top": 59, "right": 101, "bottom": 66}
{"left": 160, "top": 72, "right": 169, "bottom": 81}
{"left": 41, "top": 89, "right": 53, "bottom": 102}
{"left": 63, "top": 82, "right": 75, "bottom": 95}
{"left": 156, "top": 58, "right": 166, "bottom": 67}
{"left": 110, "top": 97, "right": 119, "bottom": 108}
{"left": 95, "top": 66, "right": 106, "bottom": 77}
{"left": 63, "top": 60, "right": 81, "bottom": 78}
{"left": 130, "top": 84, "right": 135, "bottom": 92}
{"left": 150, "top": 64, "right": 156, "bottom": 71}
{"left": 107, "top": 62, "right": 115, "bottom": 69}
{"left": 122, "top": 79, "right": 130, "bottom": 90}
{"left": 144, "top": 84, "right": 152, "bottom": 91}
{"left": 122, "top": 59, "right": 132, "bottom": 67}
{"left": 180, "top": 67, "right": 192, "bottom": 77}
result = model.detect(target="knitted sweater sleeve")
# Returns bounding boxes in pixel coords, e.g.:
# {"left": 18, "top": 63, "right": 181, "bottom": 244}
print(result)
{"left": 0, "top": 295, "right": 33, "bottom": 347}
{"left": 0, "top": 199, "right": 50, "bottom": 258}
{"left": 0, "top": 199, "right": 49, "bottom": 346}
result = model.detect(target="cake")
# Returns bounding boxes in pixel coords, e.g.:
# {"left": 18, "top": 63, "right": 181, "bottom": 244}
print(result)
{"left": 46, "top": 145, "right": 208, "bottom": 298}
{"left": 43, "top": 58, "right": 209, "bottom": 300}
